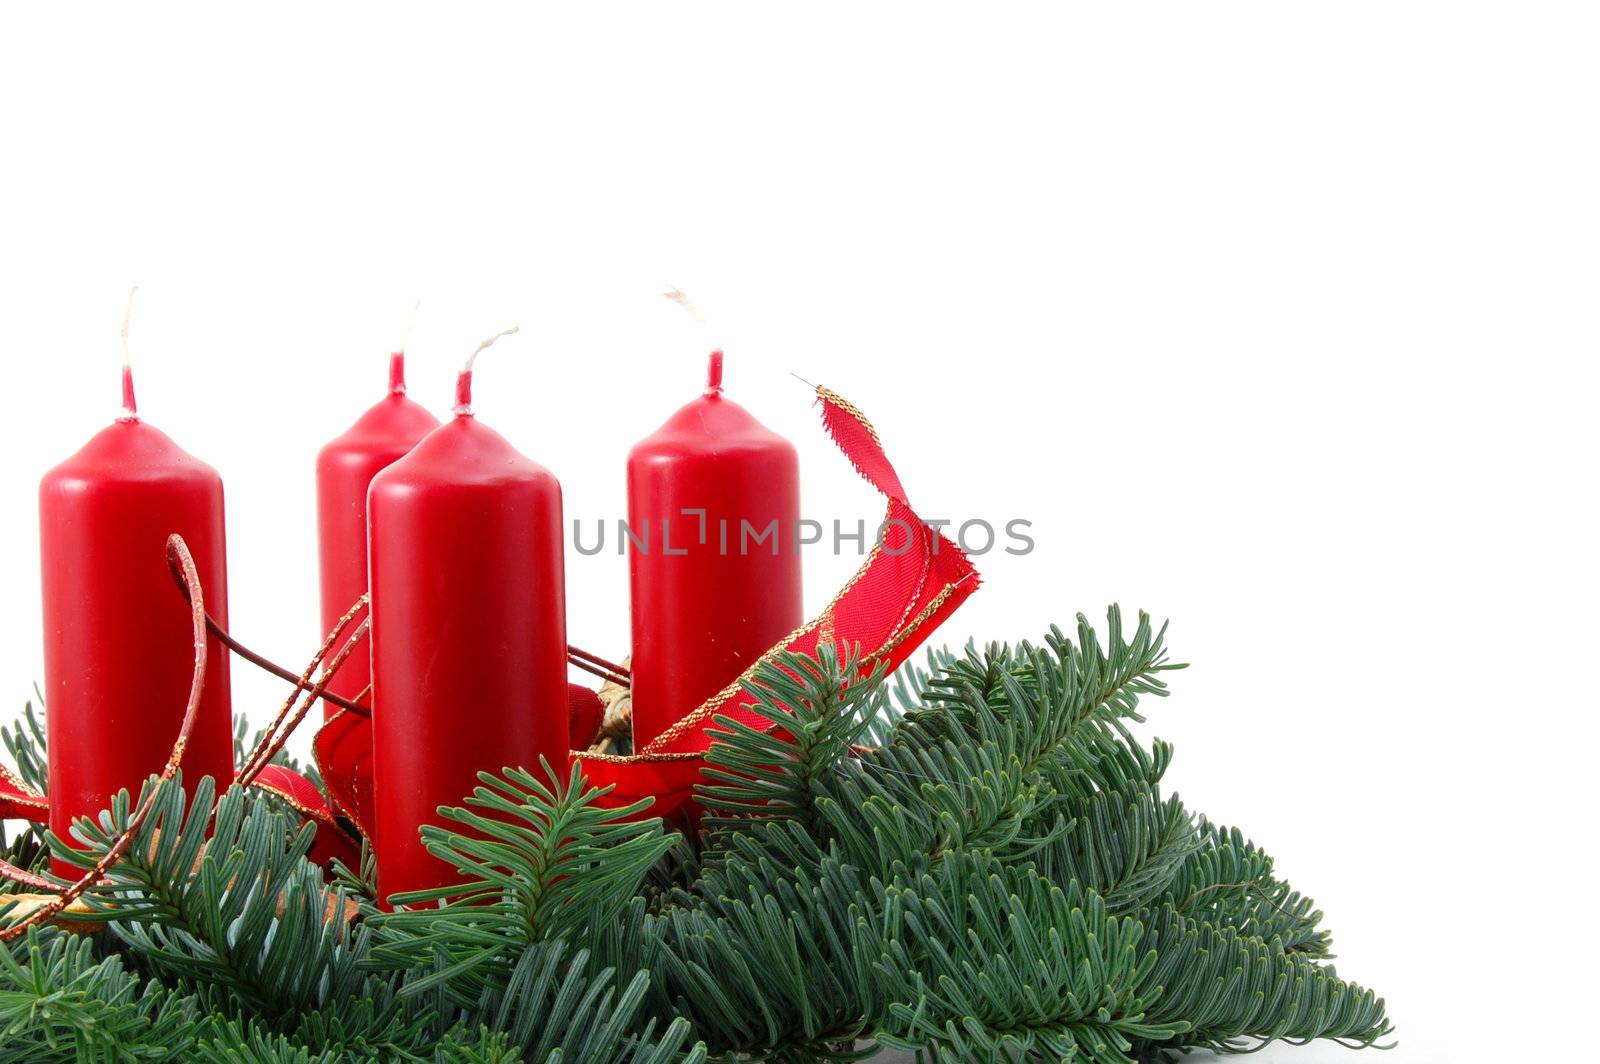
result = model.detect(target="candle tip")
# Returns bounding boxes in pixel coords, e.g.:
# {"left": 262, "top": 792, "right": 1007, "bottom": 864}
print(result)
{"left": 389, "top": 352, "right": 407, "bottom": 395}
{"left": 118, "top": 287, "right": 140, "bottom": 421}
{"left": 705, "top": 350, "right": 725, "bottom": 395}
{"left": 455, "top": 325, "right": 520, "bottom": 415}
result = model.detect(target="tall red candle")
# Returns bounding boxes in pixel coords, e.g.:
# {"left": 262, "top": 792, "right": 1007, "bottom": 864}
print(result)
{"left": 368, "top": 329, "right": 568, "bottom": 901}
{"left": 627, "top": 351, "right": 802, "bottom": 747}
{"left": 315, "top": 353, "right": 438, "bottom": 716}
{"left": 39, "top": 364, "right": 233, "bottom": 878}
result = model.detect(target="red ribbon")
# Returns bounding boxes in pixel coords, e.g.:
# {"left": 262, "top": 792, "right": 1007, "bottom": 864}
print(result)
{"left": 0, "top": 765, "right": 49, "bottom": 822}
{"left": 3, "top": 757, "right": 362, "bottom": 873}
{"left": 250, "top": 763, "right": 361, "bottom": 870}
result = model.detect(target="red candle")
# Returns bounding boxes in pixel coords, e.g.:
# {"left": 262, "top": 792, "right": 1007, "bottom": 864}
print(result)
{"left": 627, "top": 351, "right": 802, "bottom": 747}
{"left": 368, "top": 329, "right": 568, "bottom": 901}
{"left": 315, "top": 353, "right": 438, "bottom": 716}
{"left": 39, "top": 363, "right": 233, "bottom": 878}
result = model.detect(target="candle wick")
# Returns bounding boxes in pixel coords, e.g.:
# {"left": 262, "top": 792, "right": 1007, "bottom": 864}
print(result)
{"left": 397, "top": 298, "right": 420, "bottom": 361}
{"left": 118, "top": 286, "right": 140, "bottom": 421}
{"left": 391, "top": 299, "right": 420, "bottom": 395}
{"left": 706, "top": 350, "right": 725, "bottom": 395}
{"left": 454, "top": 325, "right": 520, "bottom": 416}
{"left": 662, "top": 285, "right": 706, "bottom": 326}
{"left": 666, "top": 287, "right": 725, "bottom": 393}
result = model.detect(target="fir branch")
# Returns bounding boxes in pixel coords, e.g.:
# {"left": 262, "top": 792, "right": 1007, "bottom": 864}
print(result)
{"left": 0, "top": 825, "right": 49, "bottom": 896}
{"left": 1133, "top": 904, "right": 1390, "bottom": 1054}
{"left": 368, "top": 761, "right": 674, "bottom": 1010}
{"left": 698, "top": 644, "right": 886, "bottom": 840}
{"left": 0, "top": 607, "right": 1392, "bottom": 1062}
{"left": 872, "top": 857, "right": 1181, "bottom": 1063}
{"left": 2, "top": 700, "right": 47, "bottom": 794}
{"left": 1024, "top": 724, "right": 1197, "bottom": 914}
{"left": 185, "top": 1023, "right": 335, "bottom": 1064}
{"left": 182, "top": 995, "right": 495, "bottom": 1063}
{"left": 859, "top": 608, "right": 1184, "bottom": 869}
{"left": 1029, "top": 785, "right": 1195, "bottom": 917}
{"left": 478, "top": 940, "right": 705, "bottom": 1063}
{"left": 0, "top": 703, "right": 51, "bottom": 897}
{"left": 893, "top": 607, "right": 1183, "bottom": 747}
{"left": 54, "top": 775, "right": 368, "bottom": 1018}
{"left": 0, "top": 928, "right": 199, "bottom": 1063}
{"left": 1163, "top": 821, "right": 1330, "bottom": 956}
{"left": 695, "top": 609, "right": 1184, "bottom": 881}
{"left": 328, "top": 838, "right": 381, "bottom": 909}
{"left": 647, "top": 832, "right": 890, "bottom": 1055}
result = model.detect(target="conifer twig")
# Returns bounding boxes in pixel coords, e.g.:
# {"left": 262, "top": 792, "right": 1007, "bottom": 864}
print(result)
{"left": 1178, "top": 879, "right": 1320, "bottom": 926}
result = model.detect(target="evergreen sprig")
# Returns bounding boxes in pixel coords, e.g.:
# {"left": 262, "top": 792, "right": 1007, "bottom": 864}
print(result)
{"left": 367, "top": 761, "right": 675, "bottom": 1010}
{"left": 0, "top": 928, "right": 198, "bottom": 1062}
{"left": 55, "top": 774, "right": 368, "bottom": 1019}
{"left": 2, "top": 700, "right": 47, "bottom": 794}
{"left": 0, "top": 606, "right": 1394, "bottom": 1061}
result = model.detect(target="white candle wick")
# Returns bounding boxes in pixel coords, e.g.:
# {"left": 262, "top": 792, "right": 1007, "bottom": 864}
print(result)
{"left": 390, "top": 300, "right": 422, "bottom": 395}
{"left": 396, "top": 298, "right": 421, "bottom": 356}
{"left": 118, "top": 286, "right": 140, "bottom": 421}
{"left": 455, "top": 325, "right": 520, "bottom": 415}
{"left": 662, "top": 285, "right": 706, "bottom": 326}
{"left": 664, "top": 285, "right": 725, "bottom": 392}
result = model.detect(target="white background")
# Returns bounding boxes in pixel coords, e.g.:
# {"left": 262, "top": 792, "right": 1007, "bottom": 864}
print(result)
{"left": 2, "top": 6, "right": 1595, "bottom": 1061}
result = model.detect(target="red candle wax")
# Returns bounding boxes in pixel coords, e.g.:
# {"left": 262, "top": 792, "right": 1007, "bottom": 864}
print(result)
{"left": 39, "top": 366, "right": 233, "bottom": 878}
{"left": 627, "top": 351, "right": 802, "bottom": 747}
{"left": 315, "top": 353, "right": 438, "bottom": 716}
{"left": 368, "top": 343, "right": 567, "bottom": 901}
